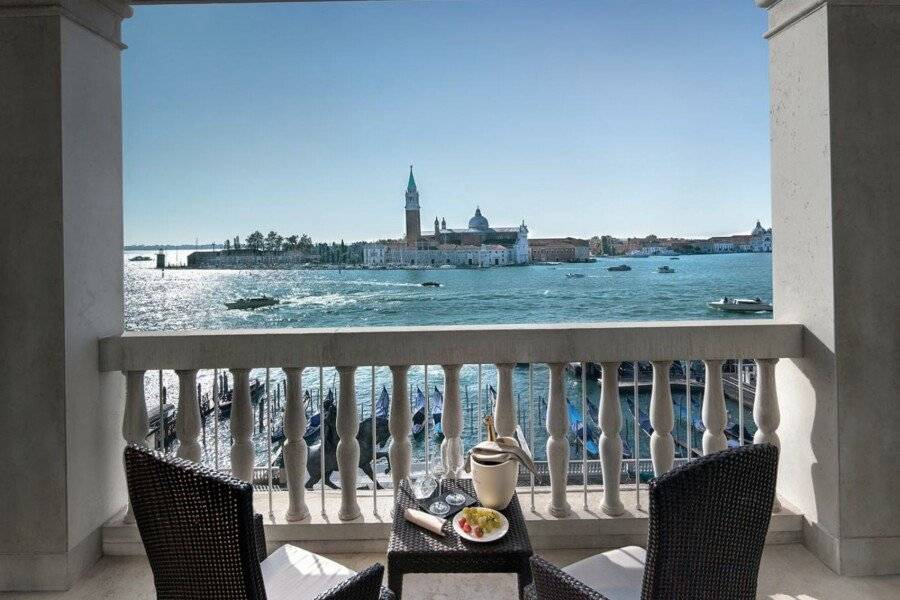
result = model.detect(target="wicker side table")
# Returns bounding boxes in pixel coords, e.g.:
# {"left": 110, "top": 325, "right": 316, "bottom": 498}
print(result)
{"left": 387, "top": 479, "right": 533, "bottom": 599}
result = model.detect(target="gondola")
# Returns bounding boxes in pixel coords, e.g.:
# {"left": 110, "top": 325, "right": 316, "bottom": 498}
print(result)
{"left": 412, "top": 387, "right": 426, "bottom": 436}
{"left": 567, "top": 401, "right": 599, "bottom": 458}
{"left": 431, "top": 386, "right": 444, "bottom": 438}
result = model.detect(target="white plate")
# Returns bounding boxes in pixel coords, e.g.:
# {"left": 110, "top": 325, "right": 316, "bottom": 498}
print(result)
{"left": 452, "top": 509, "right": 509, "bottom": 543}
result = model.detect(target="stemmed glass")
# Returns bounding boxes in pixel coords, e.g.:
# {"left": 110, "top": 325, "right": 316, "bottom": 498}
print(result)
{"left": 427, "top": 456, "right": 450, "bottom": 516}
{"left": 444, "top": 452, "right": 467, "bottom": 506}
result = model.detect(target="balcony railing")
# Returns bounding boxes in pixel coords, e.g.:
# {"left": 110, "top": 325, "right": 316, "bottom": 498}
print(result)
{"left": 100, "top": 320, "right": 802, "bottom": 524}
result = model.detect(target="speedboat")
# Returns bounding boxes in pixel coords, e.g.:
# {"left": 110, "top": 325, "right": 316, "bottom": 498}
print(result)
{"left": 707, "top": 297, "right": 773, "bottom": 313}
{"left": 565, "top": 273, "right": 586, "bottom": 278}
{"left": 128, "top": 255, "right": 152, "bottom": 262}
{"left": 421, "top": 281, "right": 441, "bottom": 287}
{"left": 608, "top": 264, "right": 632, "bottom": 272}
{"left": 225, "top": 296, "right": 279, "bottom": 310}
{"left": 658, "top": 266, "right": 675, "bottom": 274}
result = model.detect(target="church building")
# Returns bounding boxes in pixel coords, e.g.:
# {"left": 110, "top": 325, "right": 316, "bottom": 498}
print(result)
{"left": 364, "top": 167, "right": 529, "bottom": 267}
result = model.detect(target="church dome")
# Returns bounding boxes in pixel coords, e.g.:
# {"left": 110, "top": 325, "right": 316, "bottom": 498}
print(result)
{"left": 468, "top": 207, "right": 489, "bottom": 230}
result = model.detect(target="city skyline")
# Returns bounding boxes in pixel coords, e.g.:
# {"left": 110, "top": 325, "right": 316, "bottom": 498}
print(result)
{"left": 123, "top": 1, "right": 770, "bottom": 245}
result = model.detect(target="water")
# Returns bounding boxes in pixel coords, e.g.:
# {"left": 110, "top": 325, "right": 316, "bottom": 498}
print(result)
{"left": 125, "top": 252, "right": 769, "bottom": 471}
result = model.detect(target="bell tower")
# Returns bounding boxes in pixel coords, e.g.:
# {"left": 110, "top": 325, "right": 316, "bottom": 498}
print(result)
{"left": 405, "top": 165, "right": 421, "bottom": 246}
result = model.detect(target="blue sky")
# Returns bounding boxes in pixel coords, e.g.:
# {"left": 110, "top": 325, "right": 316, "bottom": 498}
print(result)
{"left": 123, "top": 1, "right": 770, "bottom": 246}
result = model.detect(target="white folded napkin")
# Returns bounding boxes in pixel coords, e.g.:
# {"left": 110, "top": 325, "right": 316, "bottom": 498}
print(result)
{"left": 404, "top": 508, "right": 446, "bottom": 536}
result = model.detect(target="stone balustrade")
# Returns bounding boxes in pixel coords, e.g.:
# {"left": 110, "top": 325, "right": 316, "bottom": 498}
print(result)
{"left": 109, "top": 321, "right": 801, "bottom": 522}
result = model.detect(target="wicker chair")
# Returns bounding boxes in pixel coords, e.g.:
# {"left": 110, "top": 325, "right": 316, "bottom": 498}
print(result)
{"left": 124, "top": 444, "right": 393, "bottom": 600}
{"left": 526, "top": 443, "right": 779, "bottom": 600}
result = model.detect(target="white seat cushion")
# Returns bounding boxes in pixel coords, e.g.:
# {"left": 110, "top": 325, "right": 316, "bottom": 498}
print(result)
{"left": 562, "top": 546, "right": 646, "bottom": 600}
{"left": 261, "top": 544, "right": 356, "bottom": 600}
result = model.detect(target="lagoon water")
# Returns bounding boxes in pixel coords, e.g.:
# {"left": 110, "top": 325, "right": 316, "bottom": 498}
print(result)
{"left": 125, "top": 251, "right": 772, "bottom": 470}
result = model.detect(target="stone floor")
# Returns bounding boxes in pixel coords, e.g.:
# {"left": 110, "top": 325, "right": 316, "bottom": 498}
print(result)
{"left": 2, "top": 544, "right": 898, "bottom": 600}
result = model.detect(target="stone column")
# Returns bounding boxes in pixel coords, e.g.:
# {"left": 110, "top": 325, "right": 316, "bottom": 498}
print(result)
{"left": 440, "top": 364, "right": 464, "bottom": 477}
{"left": 0, "top": 0, "right": 131, "bottom": 589}
{"left": 598, "top": 363, "right": 624, "bottom": 516}
{"left": 494, "top": 363, "right": 516, "bottom": 437}
{"left": 230, "top": 369, "right": 254, "bottom": 482}
{"left": 283, "top": 367, "right": 310, "bottom": 522}
{"left": 754, "top": 358, "right": 781, "bottom": 512}
{"left": 760, "top": 0, "right": 900, "bottom": 574}
{"left": 389, "top": 365, "right": 412, "bottom": 493}
{"left": 649, "top": 361, "right": 675, "bottom": 475}
{"left": 546, "top": 363, "right": 571, "bottom": 517}
{"left": 701, "top": 360, "right": 727, "bottom": 455}
{"left": 175, "top": 369, "right": 201, "bottom": 463}
{"left": 122, "top": 371, "right": 148, "bottom": 523}
{"left": 336, "top": 366, "right": 361, "bottom": 521}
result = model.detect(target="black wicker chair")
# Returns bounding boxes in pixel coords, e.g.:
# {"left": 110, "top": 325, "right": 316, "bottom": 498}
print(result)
{"left": 526, "top": 443, "right": 779, "bottom": 600}
{"left": 124, "top": 443, "right": 394, "bottom": 600}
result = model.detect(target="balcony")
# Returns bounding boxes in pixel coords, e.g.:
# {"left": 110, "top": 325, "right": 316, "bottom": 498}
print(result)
{"left": 98, "top": 321, "right": 801, "bottom": 547}
{"left": 37, "top": 318, "right": 900, "bottom": 598}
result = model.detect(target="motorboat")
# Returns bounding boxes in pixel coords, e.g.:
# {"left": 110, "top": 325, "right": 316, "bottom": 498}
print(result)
{"left": 422, "top": 281, "right": 441, "bottom": 287}
{"left": 565, "top": 273, "right": 586, "bottom": 278}
{"left": 225, "top": 296, "right": 279, "bottom": 310}
{"left": 607, "top": 264, "right": 632, "bottom": 272}
{"left": 707, "top": 297, "right": 773, "bottom": 313}
{"left": 128, "top": 255, "right": 152, "bottom": 262}
{"left": 658, "top": 266, "right": 675, "bottom": 274}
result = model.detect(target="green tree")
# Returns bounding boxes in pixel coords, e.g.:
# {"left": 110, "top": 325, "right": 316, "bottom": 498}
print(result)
{"left": 601, "top": 235, "right": 616, "bottom": 255}
{"left": 264, "top": 230, "right": 283, "bottom": 251}
{"left": 223, "top": 239, "right": 231, "bottom": 251}
{"left": 299, "top": 234, "right": 313, "bottom": 252}
{"left": 246, "top": 231, "right": 264, "bottom": 251}
{"left": 233, "top": 236, "right": 241, "bottom": 250}
{"left": 284, "top": 234, "right": 299, "bottom": 250}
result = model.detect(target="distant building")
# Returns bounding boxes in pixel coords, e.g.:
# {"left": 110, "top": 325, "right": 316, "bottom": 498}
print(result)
{"left": 364, "top": 167, "right": 529, "bottom": 267}
{"left": 530, "top": 237, "right": 591, "bottom": 262}
{"left": 751, "top": 220, "right": 773, "bottom": 252}
{"left": 607, "top": 221, "right": 773, "bottom": 256}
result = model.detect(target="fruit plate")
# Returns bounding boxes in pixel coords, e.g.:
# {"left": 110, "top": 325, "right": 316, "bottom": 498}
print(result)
{"left": 453, "top": 509, "right": 509, "bottom": 543}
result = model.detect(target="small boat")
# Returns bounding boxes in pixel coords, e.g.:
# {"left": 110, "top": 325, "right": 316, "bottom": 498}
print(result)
{"left": 658, "top": 265, "right": 675, "bottom": 274}
{"left": 412, "top": 387, "right": 427, "bottom": 436}
{"left": 225, "top": 296, "right": 279, "bottom": 310}
{"left": 608, "top": 264, "right": 632, "bottom": 272}
{"left": 670, "top": 257, "right": 680, "bottom": 260}
{"left": 128, "top": 255, "right": 152, "bottom": 262}
{"left": 375, "top": 385, "right": 390, "bottom": 419}
{"left": 422, "top": 281, "right": 441, "bottom": 287}
{"left": 707, "top": 297, "right": 773, "bottom": 313}
{"left": 439, "top": 264, "right": 455, "bottom": 269}
{"left": 567, "top": 401, "right": 599, "bottom": 458}
{"left": 565, "top": 273, "right": 586, "bottom": 279}
{"left": 431, "top": 386, "right": 444, "bottom": 438}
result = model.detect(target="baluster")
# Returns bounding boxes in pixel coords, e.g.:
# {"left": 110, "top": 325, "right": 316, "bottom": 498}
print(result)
{"left": 702, "top": 359, "right": 727, "bottom": 454}
{"left": 175, "top": 369, "right": 201, "bottom": 462}
{"left": 440, "top": 364, "right": 464, "bottom": 477}
{"left": 494, "top": 363, "right": 516, "bottom": 437}
{"left": 123, "top": 370, "right": 149, "bottom": 523}
{"left": 389, "top": 365, "right": 412, "bottom": 498}
{"left": 546, "top": 363, "right": 571, "bottom": 517}
{"left": 754, "top": 358, "right": 782, "bottom": 511}
{"left": 230, "top": 368, "right": 254, "bottom": 482}
{"left": 599, "top": 362, "right": 625, "bottom": 515}
{"left": 283, "top": 367, "right": 310, "bottom": 521}
{"left": 336, "top": 366, "right": 361, "bottom": 521}
{"left": 650, "top": 361, "right": 675, "bottom": 475}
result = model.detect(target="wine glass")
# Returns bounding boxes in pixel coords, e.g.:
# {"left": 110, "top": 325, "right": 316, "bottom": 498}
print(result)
{"left": 427, "top": 457, "right": 450, "bottom": 516}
